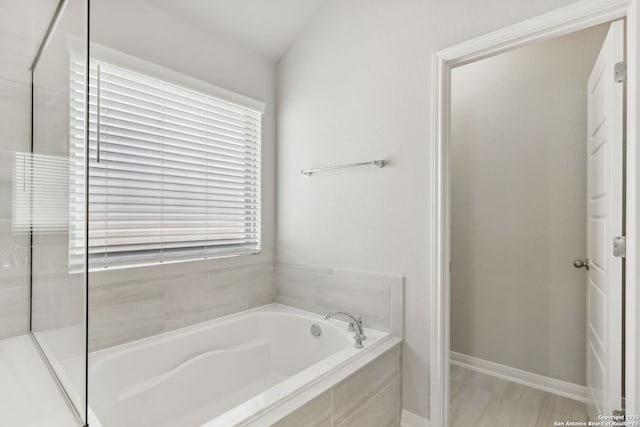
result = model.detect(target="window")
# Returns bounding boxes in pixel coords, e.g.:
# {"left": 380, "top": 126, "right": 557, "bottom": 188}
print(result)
{"left": 69, "top": 57, "right": 262, "bottom": 270}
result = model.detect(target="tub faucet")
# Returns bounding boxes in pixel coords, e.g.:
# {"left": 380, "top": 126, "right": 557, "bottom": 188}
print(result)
{"left": 323, "top": 311, "right": 367, "bottom": 349}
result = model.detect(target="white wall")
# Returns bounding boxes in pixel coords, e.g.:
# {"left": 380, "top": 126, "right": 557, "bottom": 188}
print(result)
{"left": 276, "top": 0, "right": 589, "bottom": 419}
{"left": 450, "top": 25, "right": 607, "bottom": 386}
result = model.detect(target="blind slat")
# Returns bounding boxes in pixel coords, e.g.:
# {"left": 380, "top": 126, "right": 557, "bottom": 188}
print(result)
{"left": 69, "top": 57, "right": 262, "bottom": 271}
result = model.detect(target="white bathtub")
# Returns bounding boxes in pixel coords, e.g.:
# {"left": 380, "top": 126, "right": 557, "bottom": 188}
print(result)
{"left": 87, "top": 304, "right": 394, "bottom": 427}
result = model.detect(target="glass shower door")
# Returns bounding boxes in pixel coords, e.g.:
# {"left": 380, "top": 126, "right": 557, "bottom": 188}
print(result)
{"left": 30, "top": 0, "right": 89, "bottom": 423}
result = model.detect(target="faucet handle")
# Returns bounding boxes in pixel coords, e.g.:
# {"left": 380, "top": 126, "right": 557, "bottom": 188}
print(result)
{"left": 348, "top": 316, "right": 362, "bottom": 332}
{"left": 348, "top": 317, "right": 366, "bottom": 341}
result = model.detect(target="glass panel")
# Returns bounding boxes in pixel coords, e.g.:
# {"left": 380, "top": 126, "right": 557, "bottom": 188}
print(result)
{"left": 31, "top": 0, "right": 88, "bottom": 423}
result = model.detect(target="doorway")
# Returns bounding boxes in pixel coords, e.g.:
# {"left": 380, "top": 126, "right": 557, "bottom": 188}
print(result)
{"left": 448, "top": 22, "right": 618, "bottom": 425}
{"left": 428, "top": 1, "right": 640, "bottom": 426}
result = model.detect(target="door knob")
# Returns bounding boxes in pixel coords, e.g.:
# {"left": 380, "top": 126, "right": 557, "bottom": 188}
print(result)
{"left": 573, "top": 259, "right": 590, "bottom": 270}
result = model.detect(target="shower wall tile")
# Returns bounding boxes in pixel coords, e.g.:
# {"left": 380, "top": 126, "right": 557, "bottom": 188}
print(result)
{"left": 0, "top": 80, "right": 30, "bottom": 147}
{"left": 0, "top": 0, "right": 71, "bottom": 340}
{"left": 164, "top": 269, "right": 248, "bottom": 331}
{"left": 0, "top": 152, "right": 20, "bottom": 221}
{"left": 90, "top": 277, "right": 166, "bottom": 350}
{"left": 31, "top": 234, "right": 84, "bottom": 332}
{"left": 317, "top": 270, "right": 392, "bottom": 332}
{"left": 274, "top": 262, "right": 403, "bottom": 336}
{"left": 0, "top": 1, "right": 57, "bottom": 84}
{"left": 247, "top": 263, "right": 276, "bottom": 308}
{"left": 275, "top": 266, "right": 320, "bottom": 312}
{"left": 0, "top": 285, "right": 29, "bottom": 338}
{"left": 30, "top": 278, "right": 85, "bottom": 336}
{"left": 0, "top": 24, "right": 32, "bottom": 85}
{"left": 0, "top": 262, "right": 29, "bottom": 290}
{"left": 0, "top": 82, "right": 31, "bottom": 340}
{"left": 0, "top": 230, "right": 30, "bottom": 290}
{"left": 89, "top": 261, "right": 401, "bottom": 351}
{"left": 89, "top": 262, "right": 276, "bottom": 351}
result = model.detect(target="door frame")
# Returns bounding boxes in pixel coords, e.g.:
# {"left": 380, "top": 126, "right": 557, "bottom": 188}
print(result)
{"left": 429, "top": 0, "right": 640, "bottom": 426}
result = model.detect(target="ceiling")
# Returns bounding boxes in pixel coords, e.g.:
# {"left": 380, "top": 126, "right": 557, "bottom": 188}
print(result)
{"left": 153, "top": 0, "right": 329, "bottom": 59}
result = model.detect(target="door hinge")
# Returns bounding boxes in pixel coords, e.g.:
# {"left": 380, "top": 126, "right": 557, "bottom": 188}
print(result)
{"left": 613, "top": 236, "right": 626, "bottom": 258}
{"left": 615, "top": 62, "right": 627, "bottom": 83}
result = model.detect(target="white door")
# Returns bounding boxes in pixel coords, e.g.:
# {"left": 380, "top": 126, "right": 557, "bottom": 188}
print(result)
{"left": 586, "top": 19, "right": 625, "bottom": 420}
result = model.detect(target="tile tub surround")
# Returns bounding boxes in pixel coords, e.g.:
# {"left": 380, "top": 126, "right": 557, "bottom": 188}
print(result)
{"left": 275, "top": 262, "right": 404, "bottom": 336}
{"left": 271, "top": 343, "right": 402, "bottom": 427}
{"left": 0, "top": 220, "right": 30, "bottom": 339}
{"left": 89, "top": 262, "right": 275, "bottom": 351}
{"left": 89, "top": 260, "right": 402, "bottom": 352}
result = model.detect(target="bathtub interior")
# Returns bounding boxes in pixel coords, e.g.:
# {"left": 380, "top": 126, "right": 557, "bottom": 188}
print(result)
{"left": 85, "top": 304, "right": 388, "bottom": 427}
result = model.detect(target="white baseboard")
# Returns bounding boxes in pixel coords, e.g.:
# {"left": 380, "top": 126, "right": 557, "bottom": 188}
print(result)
{"left": 450, "top": 351, "right": 587, "bottom": 403}
{"left": 400, "top": 409, "right": 429, "bottom": 427}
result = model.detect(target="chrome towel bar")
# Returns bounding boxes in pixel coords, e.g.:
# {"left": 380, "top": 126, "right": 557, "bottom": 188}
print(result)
{"left": 301, "top": 160, "right": 386, "bottom": 176}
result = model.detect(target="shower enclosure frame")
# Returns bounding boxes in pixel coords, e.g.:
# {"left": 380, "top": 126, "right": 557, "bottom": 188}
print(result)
{"left": 28, "top": 0, "right": 90, "bottom": 425}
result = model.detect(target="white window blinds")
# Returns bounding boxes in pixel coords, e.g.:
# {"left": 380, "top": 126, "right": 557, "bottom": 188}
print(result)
{"left": 69, "top": 58, "right": 262, "bottom": 270}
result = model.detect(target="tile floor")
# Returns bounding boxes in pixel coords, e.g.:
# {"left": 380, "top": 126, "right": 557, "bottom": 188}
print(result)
{"left": 450, "top": 364, "right": 589, "bottom": 427}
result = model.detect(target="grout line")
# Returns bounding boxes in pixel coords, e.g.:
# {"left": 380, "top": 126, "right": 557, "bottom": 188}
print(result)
{"left": 0, "top": 75, "right": 32, "bottom": 87}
